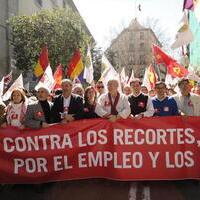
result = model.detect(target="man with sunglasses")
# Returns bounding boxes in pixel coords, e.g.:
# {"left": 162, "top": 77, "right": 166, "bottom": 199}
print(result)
{"left": 152, "top": 81, "right": 179, "bottom": 116}
{"left": 95, "top": 81, "right": 105, "bottom": 98}
{"left": 24, "top": 86, "right": 52, "bottom": 129}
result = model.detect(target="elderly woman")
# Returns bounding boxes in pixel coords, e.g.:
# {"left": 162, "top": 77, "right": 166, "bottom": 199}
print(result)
{"left": 3, "top": 88, "right": 27, "bottom": 129}
{"left": 82, "top": 86, "right": 99, "bottom": 119}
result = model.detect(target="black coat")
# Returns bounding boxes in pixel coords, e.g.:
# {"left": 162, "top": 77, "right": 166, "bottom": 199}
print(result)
{"left": 82, "top": 103, "right": 99, "bottom": 119}
{"left": 51, "top": 94, "right": 84, "bottom": 123}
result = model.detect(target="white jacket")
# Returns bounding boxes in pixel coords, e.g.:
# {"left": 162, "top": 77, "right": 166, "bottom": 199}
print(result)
{"left": 95, "top": 93, "right": 131, "bottom": 119}
{"left": 173, "top": 93, "right": 200, "bottom": 116}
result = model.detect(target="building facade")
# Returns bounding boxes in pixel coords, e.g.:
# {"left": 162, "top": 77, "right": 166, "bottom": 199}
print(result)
{"left": 0, "top": 0, "right": 93, "bottom": 78}
{"left": 107, "top": 18, "right": 161, "bottom": 78}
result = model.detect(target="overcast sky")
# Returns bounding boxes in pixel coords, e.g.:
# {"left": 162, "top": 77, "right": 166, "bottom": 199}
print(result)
{"left": 73, "top": 0, "right": 184, "bottom": 52}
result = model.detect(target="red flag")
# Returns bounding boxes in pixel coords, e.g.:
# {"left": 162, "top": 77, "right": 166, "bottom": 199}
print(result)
{"left": 152, "top": 44, "right": 188, "bottom": 78}
{"left": 168, "top": 62, "right": 189, "bottom": 78}
{"left": 66, "top": 49, "right": 84, "bottom": 80}
{"left": 53, "top": 64, "right": 63, "bottom": 90}
{"left": 152, "top": 44, "right": 176, "bottom": 65}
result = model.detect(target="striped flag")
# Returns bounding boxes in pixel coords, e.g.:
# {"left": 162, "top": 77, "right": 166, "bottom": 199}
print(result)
{"left": 66, "top": 49, "right": 84, "bottom": 80}
{"left": 53, "top": 64, "right": 63, "bottom": 90}
{"left": 34, "top": 46, "right": 49, "bottom": 77}
{"left": 142, "top": 65, "right": 158, "bottom": 90}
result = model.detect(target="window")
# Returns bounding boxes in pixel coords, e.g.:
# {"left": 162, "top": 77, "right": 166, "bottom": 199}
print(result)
{"left": 35, "top": 0, "right": 42, "bottom": 7}
{"left": 129, "top": 43, "right": 135, "bottom": 51}
{"left": 140, "top": 42, "right": 145, "bottom": 50}
{"left": 140, "top": 32, "right": 144, "bottom": 39}
{"left": 139, "top": 55, "right": 145, "bottom": 64}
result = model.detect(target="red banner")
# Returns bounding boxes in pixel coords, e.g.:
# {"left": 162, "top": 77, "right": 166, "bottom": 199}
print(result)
{"left": 0, "top": 116, "right": 200, "bottom": 184}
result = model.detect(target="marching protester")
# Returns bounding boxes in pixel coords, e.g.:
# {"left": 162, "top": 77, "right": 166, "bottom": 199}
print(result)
{"left": 122, "top": 85, "right": 132, "bottom": 96}
{"left": 128, "top": 78, "right": 154, "bottom": 119}
{"left": 152, "top": 81, "right": 179, "bottom": 116}
{"left": 173, "top": 78, "right": 200, "bottom": 116}
{"left": 24, "top": 86, "right": 52, "bottom": 129}
{"left": 95, "top": 79, "right": 130, "bottom": 122}
{"left": 95, "top": 81, "right": 105, "bottom": 98}
{"left": 82, "top": 86, "right": 99, "bottom": 119}
{"left": 193, "top": 82, "right": 200, "bottom": 95}
{"left": 2, "top": 88, "right": 27, "bottom": 129}
{"left": 72, "top": 84, "right": 84, "bottom": 97}
{"left": 51, "top": 79, "right": 84, "bottom": 123}
{"left": 141, "top": 85, "right": 148, "bottom": 94}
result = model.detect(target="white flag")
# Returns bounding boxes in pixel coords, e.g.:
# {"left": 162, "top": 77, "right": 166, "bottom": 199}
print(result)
{"left": 171, "top": 11, "right": 194, "bottom": 49}
{"left": 120, "top": 67, "right": 128, "bottom": 86}
{"left": 127, "top": 69, "right": 135, "bottom": 85}
{"left": 83, "top": 47, "right": 94, "bottom": 84}
{"left": 100, "top": 54, "right": 121, "bottom": 91}
{"left": 3, "top": 74, "right": 23, "bottom": 101}
{"left": 0, "top": 77, "right": 4, "bottom": 98}
{"left": 35, "top": 65, "right": 55, "bottom": 92}
{"left": 165, "top": 73, "right": 179, "bottom": 86}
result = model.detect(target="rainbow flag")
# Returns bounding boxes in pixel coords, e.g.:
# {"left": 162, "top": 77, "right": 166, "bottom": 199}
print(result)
{"left": 34, "top": 46, "right": 49, "bottom": 77}
{"left": 66, "top": 49, "right": 84, "bottom": 80}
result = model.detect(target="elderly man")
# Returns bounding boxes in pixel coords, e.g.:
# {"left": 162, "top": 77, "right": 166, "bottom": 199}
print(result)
{"left": 128, "top": 78, "right": 154, "bottom": 119}
{"left": 24, "top": 86, "right": 52, "bottom": 129}
{"left": 173, "top": 78, "right": 200, "bottom": 116}
{"left": 51, "top": 79, "right": 84, "bottom": 123}
{"left": 152, "top": 81, "right": 179, "bottom": 116}
{"left": 95, "top": 79, "right": 130, "bottom": 122}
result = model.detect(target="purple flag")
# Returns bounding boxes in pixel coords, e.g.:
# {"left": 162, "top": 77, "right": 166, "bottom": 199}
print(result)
{"left": 183, "top": 0, "right": 194, "bottom": 11}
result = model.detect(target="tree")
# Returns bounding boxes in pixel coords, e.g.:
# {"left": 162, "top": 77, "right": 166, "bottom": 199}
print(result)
{"left": 8, "top": 8, "right": 91, "bottom": 73}
{"left": 91, "top": 45, "right": 103, "bottom": 81}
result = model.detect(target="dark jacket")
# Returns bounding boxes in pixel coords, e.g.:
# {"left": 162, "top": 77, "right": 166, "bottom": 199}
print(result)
{"left": 24, "top": 100, "right": 52, "bottom": 129}
{"left": 82, "top": 103, "right": 99, "bottom": 119}
{"left": 51, "top": 94, "right": 84, "bottom": 123}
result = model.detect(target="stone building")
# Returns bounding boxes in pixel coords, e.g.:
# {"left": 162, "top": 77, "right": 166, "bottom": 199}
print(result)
{"left": 0, "top": 0, "right": 93, "bottom": 78}
{"left": 107, "top": 18, "right": 161, "bottom": 78}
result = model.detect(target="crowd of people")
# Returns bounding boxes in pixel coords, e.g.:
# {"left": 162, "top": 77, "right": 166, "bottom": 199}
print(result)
{"left": 0, "top": 77, "right": 200, "bottom": 129}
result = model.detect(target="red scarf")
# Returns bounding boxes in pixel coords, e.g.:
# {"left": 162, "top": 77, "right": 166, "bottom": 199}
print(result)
{"left": 108, "top": 92, "right": 120, "bottom": 115}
